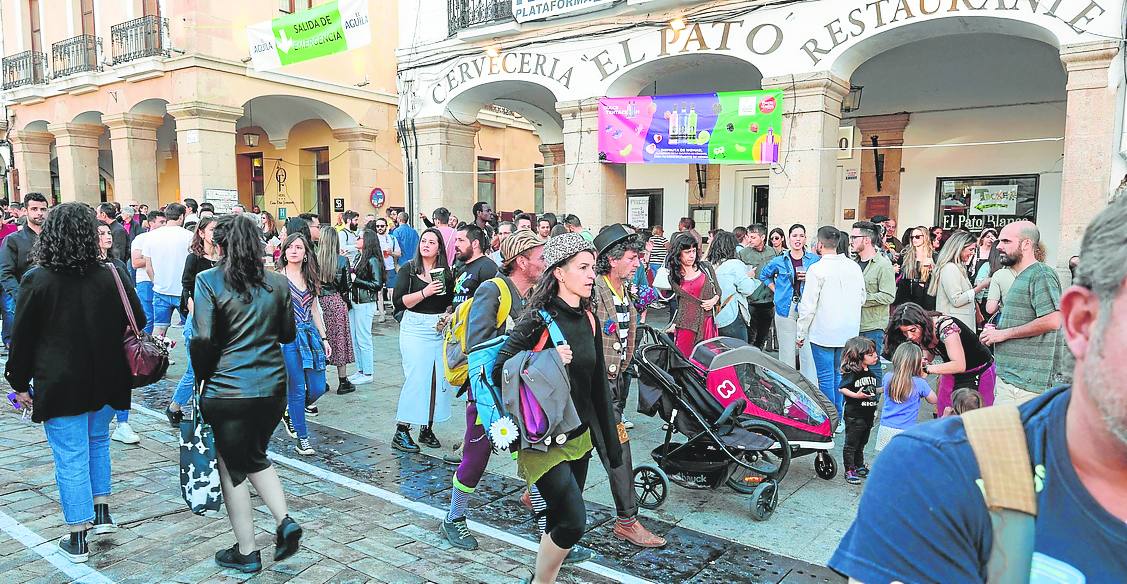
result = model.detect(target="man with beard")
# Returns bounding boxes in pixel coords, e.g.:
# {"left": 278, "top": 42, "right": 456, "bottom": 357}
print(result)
{"left": 590, "top": 224, "right": 667, "bottom": 548}
{"left": 979, "top": 221, "right": 1063, "bottom": 404}
{"left": 450, "top": 224, "right": 498, "bottom": 308}
{"left": 0, "top": 192, "right": 47, "bottom": 351}
{"left": 441, "top": 230, "right": 545, "bottom": 550}
{"left": 831, "top": 196, "right": 1127, "bottom": 582}
{"left": 338, "top": 210, "right": 361, "bottom": 263}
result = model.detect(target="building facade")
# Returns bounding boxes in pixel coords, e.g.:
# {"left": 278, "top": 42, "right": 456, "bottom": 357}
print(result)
{"left": 0, "top": 0, "right": 542, "bottom": 222}
{"left": 398, "top": 0, "right": 1126, "bottom": 266}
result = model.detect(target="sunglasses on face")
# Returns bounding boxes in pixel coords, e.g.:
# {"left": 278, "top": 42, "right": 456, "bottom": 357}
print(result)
{"left": 912, "top": 235, "right": 924, "bottom": 240}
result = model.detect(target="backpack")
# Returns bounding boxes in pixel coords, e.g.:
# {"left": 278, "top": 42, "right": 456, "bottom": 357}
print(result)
{"left": 962, "top": 405, "right": 1038, "bottom": 583}
{"left": 444, "top": 277, "right": 513, "bottom": 386}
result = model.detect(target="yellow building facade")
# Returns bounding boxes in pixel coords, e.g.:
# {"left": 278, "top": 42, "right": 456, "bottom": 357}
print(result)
{"left": 0, "top": 0, "right": 542, "bottom": 221}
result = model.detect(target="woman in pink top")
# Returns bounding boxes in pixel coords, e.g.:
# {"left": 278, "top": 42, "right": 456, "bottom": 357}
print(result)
{"left": 666, "top": 233, "right": 720, "bottom": 356}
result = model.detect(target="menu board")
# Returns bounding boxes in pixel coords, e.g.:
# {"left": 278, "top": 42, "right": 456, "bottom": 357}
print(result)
{"left": 599, "top": 90, "right": 784, "bottom": 165}
{"left": 936, "top": 175, "right": 1038, "bottom": 231}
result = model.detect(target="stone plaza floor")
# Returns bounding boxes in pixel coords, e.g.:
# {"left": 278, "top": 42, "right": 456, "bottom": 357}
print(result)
{"left": 0, "top": 306, "right": 881, "bottom": 582}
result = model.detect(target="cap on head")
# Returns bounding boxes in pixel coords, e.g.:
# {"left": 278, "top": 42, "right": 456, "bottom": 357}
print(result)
{"left": 501, "top": 229, "right": 544, "bottom": 266}
{"left": 541, "top": 232, "right": 595, "bottom": 270}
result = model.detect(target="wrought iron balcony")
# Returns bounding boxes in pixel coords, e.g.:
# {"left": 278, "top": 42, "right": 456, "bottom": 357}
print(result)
{"left": 448, "top": 0, "right": 514, "bottom": 36}
{"left": 51, "top": 35, "right": 101, "bottom": 78}
{"left": 2, "top": 51, "right": 48, "bottom": 90}
{"left": 111, "top": 15, "right": 170, "bottom": 64}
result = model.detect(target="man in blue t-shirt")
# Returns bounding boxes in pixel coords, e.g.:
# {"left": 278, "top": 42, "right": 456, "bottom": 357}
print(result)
{"left": 830, "top": 197, "right": 1127, "bottom": 583}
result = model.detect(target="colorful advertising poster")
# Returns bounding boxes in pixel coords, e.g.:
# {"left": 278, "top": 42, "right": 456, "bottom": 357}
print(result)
{"left": 598, "top": 90, "right": 784, "bottom": 164}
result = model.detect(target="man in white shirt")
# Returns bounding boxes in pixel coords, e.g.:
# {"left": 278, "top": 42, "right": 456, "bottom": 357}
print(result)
{"left": 142, "top": 203, "right": 193, "bottom": 337}
{"left": 374, "top": 216, "right": 401, "bottom": 321}
{"left": 796, "top": 226, "right": 866, "bottom": 427}
{"left": 131, "top": 210, "right": 166, "bottom": 334}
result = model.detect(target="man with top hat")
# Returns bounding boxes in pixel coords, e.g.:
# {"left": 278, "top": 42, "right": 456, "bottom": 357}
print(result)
{"left": 441, "top": 230, "right": 547, "bottom": 550}
{"left": 590, "top": 224, "right": 667, "bottom": 548}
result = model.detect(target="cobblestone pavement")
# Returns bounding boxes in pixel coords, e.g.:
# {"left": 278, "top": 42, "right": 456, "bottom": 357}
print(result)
{"left": 0, "top": 307, "right": 868, "bottom": 582}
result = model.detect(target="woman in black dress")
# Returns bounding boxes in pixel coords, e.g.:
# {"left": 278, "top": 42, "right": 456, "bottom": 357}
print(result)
{"left": 190, "top": 215, "right": 303, "bottom": 573}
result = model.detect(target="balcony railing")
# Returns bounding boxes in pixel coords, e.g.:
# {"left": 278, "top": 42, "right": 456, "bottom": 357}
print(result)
{"left": 51, "top": 35, "right": 101, "bottom": 78}
{"left": 111, "top": 15, "right": 170, "bottom": 64}
{"left": 448, "top": 0, "right": 514, "bottom": 36}
{"left": 2, "top": 51, "right": 48, "bottom": 90}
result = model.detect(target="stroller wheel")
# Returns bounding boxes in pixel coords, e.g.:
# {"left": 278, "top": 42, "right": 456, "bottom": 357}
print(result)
{"left": 814, "top": 451, "right": 838, "bottom": 480}
{"left": 632, "top": 464, "right": 669, "bottom": 510}
{"left": 736, "top": 419, "right": 792, "bottom": 482}
{"left": 748, "top": 479, "right": 778, "bottom": 522}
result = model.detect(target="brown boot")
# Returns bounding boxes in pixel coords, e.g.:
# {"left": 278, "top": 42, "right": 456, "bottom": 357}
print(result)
{"left": 612, "top": 519, "right": 666, "bottom": 548}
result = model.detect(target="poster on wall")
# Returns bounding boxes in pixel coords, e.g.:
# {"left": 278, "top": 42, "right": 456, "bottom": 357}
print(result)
{"left": 204, "top": 188, "right": 240, "bottom": 215}
{"left": 935, "top": 175, "right": 1037, "bottom": 231}
{"left": 247, "top": 0, "right": 371, "bottom": 71}
{"left": 626, "top": 196, "right": 649, "bottom": 229}
{"left": 598, "top": 90, "right": 784, "bottom": 165}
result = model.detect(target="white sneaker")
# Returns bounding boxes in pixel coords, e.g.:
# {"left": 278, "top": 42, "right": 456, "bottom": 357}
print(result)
{"left": 835, "top": 419, "right": 845, "bottom": 434}
{"left": 111, "top": 423, "right": 141, "bottom": 445}
{"left": 347, "top": 372, "right": 368, "bottom": 384}
{"left": 622, "top": 418, "right": 635, "bottom": 430}
{"left": 353, "top": 374, "right": 374, "bottom": 385}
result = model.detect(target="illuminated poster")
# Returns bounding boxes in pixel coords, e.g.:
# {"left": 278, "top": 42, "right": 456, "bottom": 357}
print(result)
{"left": 936, "top": 175, "right": 1038, "bottom": 231}
{"left": 598, "top": 90, "right": 784, "bottom": 164}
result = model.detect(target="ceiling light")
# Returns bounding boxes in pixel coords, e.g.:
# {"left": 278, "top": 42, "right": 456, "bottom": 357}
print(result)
{"left": 243, "top": 133, "right": 260, "bottom": 148}
{"left": 669, "top": 18, "right": 687, "bottom": 31}
{"left": 486, "top": 45, "right": 500, "bottom": 58}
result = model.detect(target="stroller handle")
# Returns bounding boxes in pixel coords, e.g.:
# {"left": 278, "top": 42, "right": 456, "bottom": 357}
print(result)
{"left": 715, "top": 398, "right": 747, "bottom": 428}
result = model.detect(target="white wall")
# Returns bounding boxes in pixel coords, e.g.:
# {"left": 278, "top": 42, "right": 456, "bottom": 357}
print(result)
{"left": 898, "top": 102, "right": 1066, "bottom": 264}
{"left": 626, "top": 164, "right": 687, "bottom": 233}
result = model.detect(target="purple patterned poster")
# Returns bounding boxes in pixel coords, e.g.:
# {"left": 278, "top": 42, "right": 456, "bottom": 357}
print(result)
{"left": 598, "top": 90, "right": 783, "bottom": 164}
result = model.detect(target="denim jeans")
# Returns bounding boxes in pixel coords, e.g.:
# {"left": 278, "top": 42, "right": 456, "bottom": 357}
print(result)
{"left": 348, "top": 301, "right": 376, "bottom": 375}
{"left": 172, "top": 318, "right": 196, "bottom": 406}
{"left": 135, "top": 281, "right": 155, "bottom": 334}
{"left": 811, "top": 343, "right": 846, "bottom": 416}
{"left": 43, "top": 405, "right": 115, "bottom": 525}
{"left": 152, "top": 292, "right": 180, "bottom": 328}
{"left": 282, "top": 334, "right": 328, "bottom": 440}
{"left": 115, "top": 410, "right": 129, "bottom": 423}
{"left": 860, "top": 329, "right": 885, "bottom": 381}
{"left": 1, "top": 290, "right": 13, "bottom": 347}
{"left": 718, "top": 320, "right": 749, "bottom": 342}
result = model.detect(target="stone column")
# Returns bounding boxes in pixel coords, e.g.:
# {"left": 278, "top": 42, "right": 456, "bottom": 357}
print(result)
{"left": 557, "top": 100, "right": 626, "bottom": 228}
{"left": 9, "top": 130, "right": 55, "bottom": 200}
{"left": 412, "top": 116, "right": 478, "bottom": 220}
{"left": 1058, "top": 40, "right": 1121, "bottom": 267}
{"left": 103, "top": 113, "right": 164, "bottom": 210}
{"left": 761, "top": 72, "right": 850, "bottom": 230}
{"left": 167, "top": 101, "right": 243, "bottom": 202}
{"left": 854, "top": 113, "right": 910, "bottom": 224}
{"left": 47, "top": 123, "right": 104, "bottom": 205}
{"left": 538, "top": 142, "right": 564, "bottom": 214}
{"left": 331, "top": 127, "right": 383, "bottom": 213}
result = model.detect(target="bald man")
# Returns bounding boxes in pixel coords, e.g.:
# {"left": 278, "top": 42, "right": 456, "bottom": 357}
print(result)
{"left": 980, "top": 221, "right": 1064, "bottom": 404}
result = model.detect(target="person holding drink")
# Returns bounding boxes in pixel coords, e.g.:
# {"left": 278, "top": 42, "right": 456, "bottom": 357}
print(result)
{"left": 759, "top": 224, "right": 820, "bottom": 382}
{"left": 391, "top": 228, "right": 454, "bottom": 453}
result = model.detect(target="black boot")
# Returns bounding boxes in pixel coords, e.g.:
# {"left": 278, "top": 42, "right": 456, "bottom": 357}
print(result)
{"left": 392, "top": 425, "right": 420, "bottom": 453}
{"left": 215, "top": 544, "right": 262, "bottom": 573}
{"left": 274, "top": 516, "right": 303, "bottom": 561}
{"left": 337, "top": 378, "right": 356, "bottom": 395}
{"left": 58, "top": 530, "right": 88, "bottom": 563}
{"left": 418, "top": 426, "right": 441, "bottom": 449}
{"left": 92, "top": 503, "right": 116, "bottom": 535}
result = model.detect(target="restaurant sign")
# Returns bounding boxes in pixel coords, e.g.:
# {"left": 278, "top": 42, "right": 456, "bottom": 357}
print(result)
{"left": 936, "top": 175, "right": 1038, "bottom": 231}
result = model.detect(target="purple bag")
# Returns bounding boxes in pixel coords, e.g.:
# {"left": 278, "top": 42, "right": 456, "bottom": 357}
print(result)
{"left": 519, "top": 382, "right": 548, "bottom": 443}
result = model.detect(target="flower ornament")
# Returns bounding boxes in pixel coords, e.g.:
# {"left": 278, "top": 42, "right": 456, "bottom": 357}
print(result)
{"left": 489, "top": 416, "right": 519, "bottom": 450}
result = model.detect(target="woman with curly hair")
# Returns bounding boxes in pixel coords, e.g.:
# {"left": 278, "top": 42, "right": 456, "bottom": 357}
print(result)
{"left": 166, "top": 216, "right": 220, "bottom": 424}
{"left": 7, "top": 202, "right": 147, "bottom": 563}
{"left": 190, "top": 214, "right": 303, "bottom": 572}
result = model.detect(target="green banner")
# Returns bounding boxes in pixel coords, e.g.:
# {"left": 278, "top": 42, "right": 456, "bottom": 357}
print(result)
{"left": 247, "top": 0, "right": 371, "bottom": 71}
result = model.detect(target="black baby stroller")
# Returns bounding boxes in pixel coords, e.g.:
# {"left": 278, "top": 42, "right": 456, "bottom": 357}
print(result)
{"left": 630, "top": 326, "right": 794, "bottom": 521}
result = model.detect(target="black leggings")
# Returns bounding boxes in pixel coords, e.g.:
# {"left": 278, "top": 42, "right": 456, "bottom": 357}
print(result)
{"left": 534, "top": 455, "right": 591, "bottom": 549}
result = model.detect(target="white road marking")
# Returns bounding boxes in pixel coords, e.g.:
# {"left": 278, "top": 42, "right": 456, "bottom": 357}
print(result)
{"left": 0, "top": 509, "right": 114, "bottom": 584}
{"left": 132, "top": 402, "right": 652, "bottom": 584}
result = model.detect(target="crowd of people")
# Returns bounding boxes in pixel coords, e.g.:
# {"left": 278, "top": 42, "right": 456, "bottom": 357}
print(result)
{"left": 1, "top": 187, "right": 1120, "bottom": 583}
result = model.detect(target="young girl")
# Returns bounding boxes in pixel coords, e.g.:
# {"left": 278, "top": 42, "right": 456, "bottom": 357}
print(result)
{"left": 876, "top": 343, "right": 937, "bottom": 452}
{"left": 943, "top": 387, "right": 983, "bottom": 417}
{"left": 837, "top": 337, "right": 881, "bottom": 484}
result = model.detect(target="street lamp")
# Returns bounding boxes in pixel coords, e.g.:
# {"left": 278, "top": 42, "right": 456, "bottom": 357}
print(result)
{"left": 841, "top": 85, "right": 863, "bottom": 114}
{"left": 243, "top": 132, "right": 260, "bottom": 148}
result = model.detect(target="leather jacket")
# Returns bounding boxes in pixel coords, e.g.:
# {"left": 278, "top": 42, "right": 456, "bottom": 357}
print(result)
{"left": 0, "top": 226, "right": 38, "bottom": 298}
{"left": 190, "top": 268, "right": 296, "bottom": 399}
{"left": 351, "top": 256, "right": 384, "bottom": 305}
{"left": 319, "top": 255, "right": 352, "bottom": 305}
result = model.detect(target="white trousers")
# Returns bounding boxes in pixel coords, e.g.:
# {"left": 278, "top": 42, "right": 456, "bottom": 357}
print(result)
{"left": 774, "top": 303, "right": 817, "bottom": 384}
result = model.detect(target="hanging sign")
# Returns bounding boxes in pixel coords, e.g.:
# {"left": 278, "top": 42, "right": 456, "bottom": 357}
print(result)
{"left": 598, "top": 90, "right": 783, "bottom": 164}
{"left": 247, "top": 0, "right": 371, "bottom": 71}
{"left": 511, "top": 0, "right": 615, "bottom": 23}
